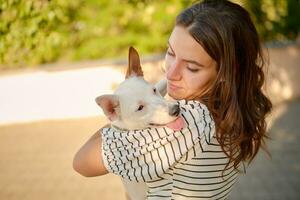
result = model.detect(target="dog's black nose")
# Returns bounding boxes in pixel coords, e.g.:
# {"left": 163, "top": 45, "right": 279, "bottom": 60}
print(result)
{"left": 169, "top": 104, "right": 180, "bottom": 117}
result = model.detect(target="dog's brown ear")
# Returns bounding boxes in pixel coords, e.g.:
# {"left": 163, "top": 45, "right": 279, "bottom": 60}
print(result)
{"left": 95, "top": 95, "right": 120, "bottom": 121}
{"left": 125, "top": 46, "right": 144, "bottom": 79}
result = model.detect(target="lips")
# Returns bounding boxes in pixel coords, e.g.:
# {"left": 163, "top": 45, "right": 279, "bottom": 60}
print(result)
{"left": 168, "top": 82, "right": 181, "bottom": 91}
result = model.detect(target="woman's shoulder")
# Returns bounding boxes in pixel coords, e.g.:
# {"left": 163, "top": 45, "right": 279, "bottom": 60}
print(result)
{"left": 178, "top": 99, "right": 210, "bottom": 112}
{"left": 177, "top": 100, "right": 213, "bottom": 123}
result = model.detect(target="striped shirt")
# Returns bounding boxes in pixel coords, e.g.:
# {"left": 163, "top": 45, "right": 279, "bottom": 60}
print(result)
{"left": 101, "top": 100, "right": 239, "bottom": 199}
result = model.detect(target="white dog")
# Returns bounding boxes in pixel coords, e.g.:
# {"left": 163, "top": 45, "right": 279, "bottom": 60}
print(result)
{"left": 95, "top": 46, "right": 184, "bottom": 132}
{"left": 95, "top": 47, "right": 184, "bottom": 200}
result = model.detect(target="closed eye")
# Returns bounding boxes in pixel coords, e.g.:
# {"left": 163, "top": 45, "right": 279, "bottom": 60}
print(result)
{"left": 187, "top": 66, "right": 200, "bottom": 72}
{"left": 166, "top": 51, "right": 175, "bottom": 57}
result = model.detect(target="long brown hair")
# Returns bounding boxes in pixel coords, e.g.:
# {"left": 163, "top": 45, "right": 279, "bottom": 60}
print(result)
{"left": 176, "top": 0, "right": 272, "bottom": 170}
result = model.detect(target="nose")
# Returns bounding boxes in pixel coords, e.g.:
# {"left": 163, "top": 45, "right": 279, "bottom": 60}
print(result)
{"left": 169, "top": 104, "right": 180, "bottom": 117}
{"left": 166, "top": 60, "right": 181, "bottom": 81}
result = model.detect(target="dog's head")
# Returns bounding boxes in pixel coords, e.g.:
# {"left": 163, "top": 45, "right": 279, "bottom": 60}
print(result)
{"left": 95, "top": 47, "right": 183, "bottom": 130}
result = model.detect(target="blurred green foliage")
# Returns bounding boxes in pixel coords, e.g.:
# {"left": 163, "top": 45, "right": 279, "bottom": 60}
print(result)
{"left": 240, "top": 0, "right": 300, "bottom": 41}
{"left": 0, "top": 0, "right": 299, "bottom": 70}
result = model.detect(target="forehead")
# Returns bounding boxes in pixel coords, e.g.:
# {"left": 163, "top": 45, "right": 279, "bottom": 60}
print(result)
{"left": 168, "top": 26, "right": 213, "bottom": 65}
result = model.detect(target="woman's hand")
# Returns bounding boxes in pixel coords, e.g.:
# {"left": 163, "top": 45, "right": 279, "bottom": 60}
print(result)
{"left": 73, "top": 124, "right": 110, "bottom": 177}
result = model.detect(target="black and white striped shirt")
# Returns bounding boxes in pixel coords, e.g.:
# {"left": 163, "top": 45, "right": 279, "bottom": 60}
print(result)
{"left": 101, "top": 100, "right": 239, "bottom": 199}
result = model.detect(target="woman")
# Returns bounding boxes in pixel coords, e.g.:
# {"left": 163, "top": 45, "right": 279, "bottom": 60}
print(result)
{"left": 73, "top": 0, "right": 272, "bottom": 199}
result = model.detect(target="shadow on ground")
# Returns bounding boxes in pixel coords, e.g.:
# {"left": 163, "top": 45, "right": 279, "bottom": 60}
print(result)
{"left": 230, "top": 99, "right": 300, "bottom": 200}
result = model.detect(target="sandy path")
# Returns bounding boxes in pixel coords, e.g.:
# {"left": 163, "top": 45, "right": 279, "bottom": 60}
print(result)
{"left": 0, "top": 117, "right": 128, "bottom": 200}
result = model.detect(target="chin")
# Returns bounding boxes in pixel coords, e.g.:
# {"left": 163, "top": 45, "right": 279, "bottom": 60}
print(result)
{"left": 167, "top": 90, "right": 185, "bottom": 100}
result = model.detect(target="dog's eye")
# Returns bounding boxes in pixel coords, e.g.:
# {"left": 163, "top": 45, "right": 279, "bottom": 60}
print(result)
{"left": 153, "top": 88, "right": 157, "bottom": 94}
{"left": 137, "top": 105, "right": 144, "bottom": 111}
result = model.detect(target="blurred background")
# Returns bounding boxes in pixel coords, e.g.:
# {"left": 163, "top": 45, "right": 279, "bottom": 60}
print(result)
{"left": 1, "top": 0, "right": 299, "bottom": 70}
{"left": 0, "top": 0, "right": 299, "bottom": 199}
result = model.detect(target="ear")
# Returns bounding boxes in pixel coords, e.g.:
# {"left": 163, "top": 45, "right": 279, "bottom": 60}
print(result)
{"left": 155, "top": 78, "right": 167, "bottom": 96}
{"left": 95, "top": 95, "right": 120, "bottom": 121}
{"left": 125, "top": 46, "right": 144, "bottom": 79}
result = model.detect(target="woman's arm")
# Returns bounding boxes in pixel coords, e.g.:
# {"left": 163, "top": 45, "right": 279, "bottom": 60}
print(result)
{"left": 102, "top": 101, "right": 215, "bottom": 181}
{"left": 73, "top": 126, "right": 109, "bottom": 177}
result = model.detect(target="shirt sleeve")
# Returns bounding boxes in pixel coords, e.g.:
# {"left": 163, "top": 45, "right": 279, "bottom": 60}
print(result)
{"left": 101, "top": 100, "right": 215, "bottom": 182}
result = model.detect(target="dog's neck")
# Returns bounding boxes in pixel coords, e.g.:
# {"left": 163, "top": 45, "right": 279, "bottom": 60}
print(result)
{"left": 111, "top": 124, "right": 129, "bottom": 132}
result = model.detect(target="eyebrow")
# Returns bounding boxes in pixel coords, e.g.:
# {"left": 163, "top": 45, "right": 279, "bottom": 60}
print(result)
{"left": 167, "top": 41, "right": 205, "bottom": 68}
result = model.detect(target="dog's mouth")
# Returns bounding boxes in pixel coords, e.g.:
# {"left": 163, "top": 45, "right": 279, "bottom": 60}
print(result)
{"left": 149, "top": 116, "right": 185, "bottom": 131}
{"left": 149, "top": 122, "right": 164, "bottom": 126}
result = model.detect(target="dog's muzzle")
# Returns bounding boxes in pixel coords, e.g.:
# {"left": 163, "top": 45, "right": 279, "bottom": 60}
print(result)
{"left": 169, "top": 104, "right": 180, "bottom": 117}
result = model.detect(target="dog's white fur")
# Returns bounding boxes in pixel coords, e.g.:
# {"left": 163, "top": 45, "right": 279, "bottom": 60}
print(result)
{"left": 95, "top": 47, "right": 178, "bottom": 200}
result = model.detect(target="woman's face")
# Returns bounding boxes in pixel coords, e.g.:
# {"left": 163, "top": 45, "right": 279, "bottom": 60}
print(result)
{"left": 165, "top": 26, "right": 217, "bottom": 100}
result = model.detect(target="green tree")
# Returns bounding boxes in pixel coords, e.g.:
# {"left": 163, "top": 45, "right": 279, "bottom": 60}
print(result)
{"left": 0, "top": 0, "right": 299, "bottom": 70}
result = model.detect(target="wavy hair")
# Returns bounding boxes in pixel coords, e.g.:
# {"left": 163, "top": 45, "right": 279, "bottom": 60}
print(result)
{"left": 176, "top": 0, "right": 272, "bottom": 171}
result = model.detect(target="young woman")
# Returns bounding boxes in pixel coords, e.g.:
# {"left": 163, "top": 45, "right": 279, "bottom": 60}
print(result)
{"left": 73, "top": 0, "right": 272, "bottom": 199}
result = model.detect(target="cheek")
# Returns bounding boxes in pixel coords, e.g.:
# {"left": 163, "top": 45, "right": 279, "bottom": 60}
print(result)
{"left": 184, "top": 71, "right": 214, "bottom": 93}
{"left": 184, "top": 78, "right": 203, "bottom": 96}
